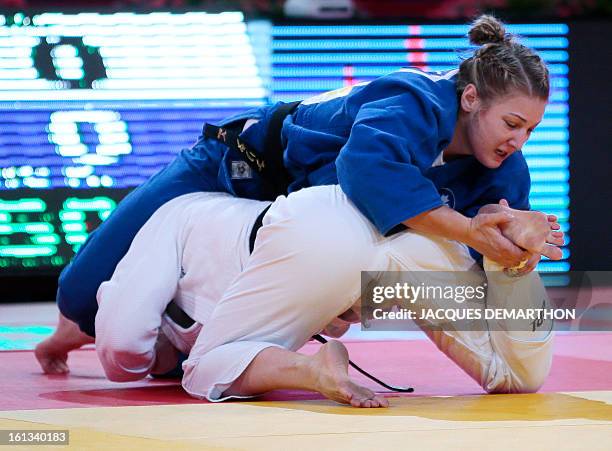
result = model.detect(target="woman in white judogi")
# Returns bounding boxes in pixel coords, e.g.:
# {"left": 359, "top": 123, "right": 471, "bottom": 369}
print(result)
{"left": 90, "top": 185, "right": 561, "bottom": 407}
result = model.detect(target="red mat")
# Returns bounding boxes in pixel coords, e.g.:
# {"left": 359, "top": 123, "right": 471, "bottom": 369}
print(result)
{"left": 1, "top": 334, "right": 611, "bottom": 411}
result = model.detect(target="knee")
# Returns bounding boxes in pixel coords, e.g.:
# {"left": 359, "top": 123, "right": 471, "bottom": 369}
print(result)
{"left": 485, "top": 333, "right": 554, "bottom": 394}
{"left": 99, "top": 352, "right": 146, "bottom": 382}
{"left": 512, "top": 370, "right": 549, "bottom": 394}
{"left": 486, "top": 368, "right": 550, "bottom": 394}
{"left": 508, "top": 354, "right": 553, "bottom": 394}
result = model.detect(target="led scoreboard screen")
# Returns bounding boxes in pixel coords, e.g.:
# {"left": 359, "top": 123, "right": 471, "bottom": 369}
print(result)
{"left": 0, "top": 12, "right": 570, "bottom": 276}
{"left": 0, "top": 11, "right": 268, "bottom": 272}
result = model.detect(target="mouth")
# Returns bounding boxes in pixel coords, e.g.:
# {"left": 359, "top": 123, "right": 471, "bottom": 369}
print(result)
{"left": 495, "top": 148, "right": 508, "bottom": 159}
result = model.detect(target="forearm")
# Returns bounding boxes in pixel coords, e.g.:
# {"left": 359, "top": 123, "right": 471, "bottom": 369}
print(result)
{"left": 402, "top": 205, "right": 528, "bottom": 268}
{"left": 402, "top": 205, "right": 472, "bottom": 245}
{"left": 150, "top": 330, "right": 181, "bottom": 376}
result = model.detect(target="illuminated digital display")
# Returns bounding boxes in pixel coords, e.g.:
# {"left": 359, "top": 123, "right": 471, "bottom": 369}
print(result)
{"left": 0, "top": 13, "right": 570, "bottom": 273}
{"left": 0, "top": 11, "right": 266, "bottom": 98}
{"left": 0, "top": 11, "right": 268, "bottom": 270}
{"left": 1, "top": 102, "right": 264, "bottom": 190}
{"left": 0, "top": 11, "right": 267, "bottom": 193}
{"left": 0, "top": 189, "right": 124, "bottom": 269}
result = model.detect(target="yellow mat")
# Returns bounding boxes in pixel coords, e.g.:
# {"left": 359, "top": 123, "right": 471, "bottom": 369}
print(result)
{"left": 1, "top": 391, "right": 611, "bottom": 451}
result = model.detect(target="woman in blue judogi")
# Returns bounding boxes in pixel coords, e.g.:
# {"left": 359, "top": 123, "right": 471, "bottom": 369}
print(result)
{"left": 56, "top": 15, "right": 555, "bottom": 339}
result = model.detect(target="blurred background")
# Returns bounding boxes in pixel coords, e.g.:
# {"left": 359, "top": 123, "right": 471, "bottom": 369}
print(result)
{"left": 0, "top": 0, "right": 610, "bottom": 304}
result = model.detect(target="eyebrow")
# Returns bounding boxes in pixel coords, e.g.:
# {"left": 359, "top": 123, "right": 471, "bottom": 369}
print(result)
{"left": 507, "top": 113, "right": 541, "bottom": 128}
{"left": 508, "top": 113, "right": 527, "bottom": 122}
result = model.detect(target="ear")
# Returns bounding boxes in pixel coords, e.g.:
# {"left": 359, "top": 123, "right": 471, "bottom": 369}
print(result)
{"left": 460, "top": 84, "right": 480, "bottom": 113}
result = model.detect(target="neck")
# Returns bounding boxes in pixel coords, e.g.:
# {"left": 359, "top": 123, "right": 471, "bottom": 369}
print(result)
{"left": 444, "top": 111, "right": 472, "bottom": 161}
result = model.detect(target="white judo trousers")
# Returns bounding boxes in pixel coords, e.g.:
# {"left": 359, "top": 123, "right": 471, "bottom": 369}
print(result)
{"left": 95, "top": 185, "right": 554, "bottom": 401}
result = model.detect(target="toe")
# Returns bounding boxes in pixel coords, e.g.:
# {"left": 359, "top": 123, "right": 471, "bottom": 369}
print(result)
{"left": 349, "top": 395, "right": 363, "bottom": 408}
{"left": 378, "top": 396, "right": 389, "bottom": 408}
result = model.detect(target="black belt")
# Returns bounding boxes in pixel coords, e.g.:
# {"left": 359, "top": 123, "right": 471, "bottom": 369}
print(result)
{"left": 203, "top": 101, "right": 301, "bottom": 197}
{"left": 249, "top": 205, "right": 270, "bottom": 254}
{"left": 165, "top": 207, "right": 414, "bottom": 394}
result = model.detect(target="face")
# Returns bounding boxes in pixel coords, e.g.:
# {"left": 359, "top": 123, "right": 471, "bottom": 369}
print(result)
{"left": 461, "top": 85, "right": 547, "bottom": 168}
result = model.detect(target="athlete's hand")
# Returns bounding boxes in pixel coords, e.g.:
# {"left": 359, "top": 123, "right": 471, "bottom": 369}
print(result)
{"left": 466, "top": 210, "right": 529, "bottom": 268}
{"left": 499, "top": 207, "right": 549, "bottom": 254}
{"left": 481, "top": 200, "right": 565, "bottom": 262}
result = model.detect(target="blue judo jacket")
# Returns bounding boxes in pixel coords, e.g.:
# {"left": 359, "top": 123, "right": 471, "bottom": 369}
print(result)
{"left": 226, "top": 68, "right": 530, "bottom": 236}
{"left": 58, "top": 67, "right": 531, "bottom": 336}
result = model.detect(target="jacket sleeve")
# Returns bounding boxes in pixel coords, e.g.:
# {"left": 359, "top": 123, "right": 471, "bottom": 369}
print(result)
{"left": 336, "top": 93, "right": 445, "bottom": 235}
{"left": 95, "top": 202, "right": 183, "bottom": 382}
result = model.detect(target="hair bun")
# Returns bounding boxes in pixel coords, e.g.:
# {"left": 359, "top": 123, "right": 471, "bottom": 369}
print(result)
{"left": 468, "top": 15, "right": 507, "bottom": 46}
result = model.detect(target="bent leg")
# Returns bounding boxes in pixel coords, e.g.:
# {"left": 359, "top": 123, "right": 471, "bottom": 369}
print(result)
{"left": 58, "top": 140, "right": 223, "bottom": 336}
{"left": 386, "top": 231, "right": 554, "bottom": 394}
{"left": 181, "top": 186, "right": 388, "bottom": 404}
{"left": 228, "top": 341, "right": 388, "bottom": 408}
{"left": 480, "top": 258, "right": 554, "bottom": 393}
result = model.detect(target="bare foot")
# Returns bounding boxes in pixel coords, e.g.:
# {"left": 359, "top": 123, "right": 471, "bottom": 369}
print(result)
{"left": 311, "top": 340, "right": 389, "bottom": 408}
{"left": 35, "top": 313, "right": 94, "bottom": 374}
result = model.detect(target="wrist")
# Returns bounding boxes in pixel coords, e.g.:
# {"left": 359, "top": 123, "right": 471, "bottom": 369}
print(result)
{"left": 460, "top": 217, "right": 477, "bottom": 249}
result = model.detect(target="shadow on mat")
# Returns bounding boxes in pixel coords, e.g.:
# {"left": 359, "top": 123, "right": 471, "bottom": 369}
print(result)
{"left": 38, "top": 384, "right": 201, "bottom": 406}
{"left": 247, "top": 393, "right": 612, "bottom": 422}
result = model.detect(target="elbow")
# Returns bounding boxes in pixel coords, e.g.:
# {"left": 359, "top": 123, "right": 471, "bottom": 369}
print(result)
{"left": 96, "top": 333, "right": 155, "bottom": 382}
{"left": 101, "top": 352, "right": 148, "bottom": 382}
{"left": 336, "top": 159, "right": 357, "bottom": 198}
